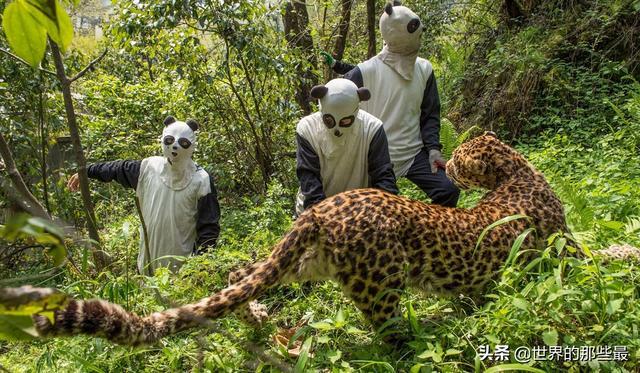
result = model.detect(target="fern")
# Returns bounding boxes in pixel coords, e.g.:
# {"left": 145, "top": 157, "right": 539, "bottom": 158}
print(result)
{"left": 556, "top": 180, "right": 595, "bottom": 232}
{"left": 457, "top": 125, "right": 481, "bottom": 146}
{"left": 624, "top": 216, "right": 640, "bottom": 236}
{"left": 440, "top": 119, "right": 481, "bottom": 159}
{"left": 440, "top": 118, "right": 459, "bottom": 159}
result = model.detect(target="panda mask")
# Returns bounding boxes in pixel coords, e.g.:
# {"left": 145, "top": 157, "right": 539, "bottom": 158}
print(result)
{"left": 378, "top": 2, "right": 424, "bottom": 80}
{"left": 310, "top": 78, "right": 371, "bottom": 139}
{"left": 160, "top": 116, "right": 198, "bottom": 189}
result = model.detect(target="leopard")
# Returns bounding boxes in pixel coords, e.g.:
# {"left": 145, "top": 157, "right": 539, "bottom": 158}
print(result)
{"left": 32, "top": 132, "right": 639, "bottom": 346}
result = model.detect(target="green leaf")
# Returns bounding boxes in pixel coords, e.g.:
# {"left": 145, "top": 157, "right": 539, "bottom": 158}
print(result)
{"left": 542, "top": 328, "right": 558, "bottom": 346}
{"left": 407, "top": 301, "right": 420, "bottom": 333}
{"left": 327, "top": 349, "right": 341, "bottom": 364}
{"left": 0, "top": 315, "right": 38, "bottom": 340}
{"left": 53, "top": 0, "right": 73, "bottom": 49}
{"left": 445, "top": 348, "right": 462, "bottom": 356}
{"left": 0, "top": 286, "right": 68, "bottom": 341}
{"left": 2, "top": 0, "right": 47, "bottom": 67}
{"left": 504, "top": 228, "right": 535, "bottom": 267}
{"left": 546, "top": 289, "right": 581, "bottom": 303}
{"left": 334, "top": 307, "right": 345, "bottom": 328}
{"left": 554, "top": 237, "right": 567, "bottom": 252}
{"left": 596, "top": 220, "right": 624, "bottom": 231}
{"left": 309, "top": 321, "right": 333, "bottom": 331}
{"left": 417, "top": 348, "right": 443, "bottom": 363}
{"left": 475, "top": 214, "right": 531, "bottom": 255}
{"left": 27, "top": 217, "right": 64, "bottom": 244}
{"left": 512, "top": 296, "right": 530, "bottom": 311}
{"left": 345, "top": 326, "right": 366, "bottom": 334}
{"left": 606, "top": 298, "right": 623, "bottom": 315}
{"left": 0, "top": 214, "right": 30, "bottom": 240}
{"left": 293, "top": 337, "right": 313, "bottom": 373}
{"left": 23, "top": 0, "right": 74, "bottom": 51}
{"left": 592, "top": 325, "right": 604, "bottom": 332}
{"left": 484, "top": 364, "right": 546, "bottom": 373}
{"left": 46, "top": 245, "right": 67, "bottom": 266}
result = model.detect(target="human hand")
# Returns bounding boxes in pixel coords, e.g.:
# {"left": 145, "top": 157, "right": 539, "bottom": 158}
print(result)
{"left": 67, "top": 173, "right": 80, "bottom": 192}
{"left": 320, "top": 51, "right": 335, "bottom": 67}
{"left": 428, "top": 149, "right": 446, "bottom": 173}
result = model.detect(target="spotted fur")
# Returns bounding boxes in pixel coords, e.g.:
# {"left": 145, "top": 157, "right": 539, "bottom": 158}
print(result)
{"left": 33, "top": 133, "right": 637, "bottom": 345}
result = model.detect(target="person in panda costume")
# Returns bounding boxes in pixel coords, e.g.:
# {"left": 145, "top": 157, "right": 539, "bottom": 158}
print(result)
{"left": 295, "top": 78, "right": 398, "bottom": 215}
{"left": 67, "top": 116, "right": 221, "bottom": 274}
{"left": 323, "top": 2, "right": 460, "bottom": 207}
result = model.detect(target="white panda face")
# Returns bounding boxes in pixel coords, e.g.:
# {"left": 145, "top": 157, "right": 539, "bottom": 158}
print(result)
{"left": 310, "top": 78, "right": 371, "bottom": 138}
{"left": 161, "top": 117, "right": 197, "bottom": 164}
{"left": 379, "top": 5, "right": 424, "bottom": 54}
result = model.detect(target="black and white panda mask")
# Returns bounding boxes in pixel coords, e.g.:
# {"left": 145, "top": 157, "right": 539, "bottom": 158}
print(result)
{"left": 379, "top": 2, "right": 424, "bottom": 80}
{"left": 161, "top": 116, "right": 198, "bottom": 166}
{"left": 310, "top": 78, "right": 371, "bottom": 138}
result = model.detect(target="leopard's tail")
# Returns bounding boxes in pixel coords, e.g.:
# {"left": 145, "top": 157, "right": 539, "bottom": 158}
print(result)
{"left": 591, "top": 244, "right": 640, "bottom": 262}
{"left": 33, "top": 214, "right": 319, "bottom": 346}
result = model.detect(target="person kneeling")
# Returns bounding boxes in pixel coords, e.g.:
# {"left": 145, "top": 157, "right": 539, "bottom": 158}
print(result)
{"left": 295, "top": 78, "right": 398, "bottom": 215}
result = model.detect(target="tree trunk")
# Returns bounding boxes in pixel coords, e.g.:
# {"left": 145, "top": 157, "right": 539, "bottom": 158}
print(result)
{"left": 502, "top": 0, "right": 526, "bottom": 27}
{"left": 38, "top": 71, "right": 51, "bottom": 214}
{"left": 367, "top": 0, "right": 377, "bottom": 58}
{"left": 49, "top": 41, "right": 108, "bottom": 271}
{"left": 283, "top": 0, "right": 317, "bottom": 115}
{"left": 333, "top": 0, "right": 353, "bottom": 61}
{"left": 0, "top": 131, "right": 50, "bottom": 220}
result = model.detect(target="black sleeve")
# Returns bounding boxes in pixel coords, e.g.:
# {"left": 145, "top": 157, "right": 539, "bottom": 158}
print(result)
{"left": 368, "top": 127, "right": 399, "bottom": 195}
{"left": 343, "top": 66, "right": 364, "bottom": 88}
{"left": 195, "top": 175, "right": 221, "bottom": 253}
{"left": 420, "top": 71, "right": 442, "bottom": 151}
{"left": 87, "top": 160, "right": 141, "bottom": 189}
{"left": 332, "top": 60, "right": 357, "bottom": 75}
{"left": 296, "top": 133, "right": 326, "bottom": 209}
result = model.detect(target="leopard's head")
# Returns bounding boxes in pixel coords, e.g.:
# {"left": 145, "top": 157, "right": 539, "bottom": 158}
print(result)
{"left": 446, "top": 132, "right": 531, "bottom": 190}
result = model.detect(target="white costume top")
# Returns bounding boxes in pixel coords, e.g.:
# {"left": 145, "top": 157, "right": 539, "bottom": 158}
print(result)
{"left": 358, "top": 56, "right": 433, "bottom": 177}
{"left": 295, "top": 110, "right": 384, "bottom": 214}
{"left": 136, "top": 156, "right": 211, "bottom": 273}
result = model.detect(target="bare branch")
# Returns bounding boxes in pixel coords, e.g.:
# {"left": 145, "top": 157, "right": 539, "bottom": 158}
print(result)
{"left": 0, "top": 173, "right": 49, "bottom": 219}
{"left": 0, "top": 48, "right": 56, "bottom": 77}
{"left": 69, "top": 49, "right": 108, "bottom": 83}
{"left": 50, "top": 40, "right": 109, "bottom": 270}
{"left": 0, "top": 132, "right": 50, "bottom": 219}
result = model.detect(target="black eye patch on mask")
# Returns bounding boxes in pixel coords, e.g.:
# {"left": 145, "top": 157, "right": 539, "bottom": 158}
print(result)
{"left": 407, "top": 18, "right": 421, "bottom": 33}
{"left": 163, "top": 135, "right": 192, "bottom": 149}
{"left": 322, "top": 114, "right": 355, "bottom": 129}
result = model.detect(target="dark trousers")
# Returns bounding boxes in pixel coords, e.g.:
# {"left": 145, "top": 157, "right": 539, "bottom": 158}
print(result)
{"left": 405, "top": 149, "right": 460, "bottom": 207}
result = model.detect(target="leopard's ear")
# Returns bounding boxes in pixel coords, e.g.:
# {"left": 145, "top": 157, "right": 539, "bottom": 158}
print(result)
{"left": 484, "top": 131, "right": 497, "bottom": 138}
{"left": 464, "top": 158, "right": 487, "bottom": 175}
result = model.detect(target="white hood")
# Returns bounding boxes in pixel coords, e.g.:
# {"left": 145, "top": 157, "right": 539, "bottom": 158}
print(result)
{"left": 378, "top": 4, "right": 424, "bottom": 80}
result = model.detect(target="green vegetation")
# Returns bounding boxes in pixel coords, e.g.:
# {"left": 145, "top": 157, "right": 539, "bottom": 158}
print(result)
{"left": 1, "top": 0, "right": 639, "bottom": 371}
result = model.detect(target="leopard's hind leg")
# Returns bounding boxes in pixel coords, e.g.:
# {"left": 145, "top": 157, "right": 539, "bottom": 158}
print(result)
{"left": 228, "top": 242, "right": 329, "bottom": 328}
{"left": 337, "top": 240, "right": 407, "bottom": 342}
{"left": 228, "top": 262, "right": 270, "bottom": 327}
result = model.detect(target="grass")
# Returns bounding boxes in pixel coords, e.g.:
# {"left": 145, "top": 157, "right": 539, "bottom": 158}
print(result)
{"left": 1, "top": 140, "right": 639, "bottom": 372}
